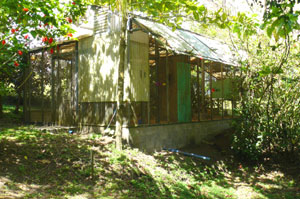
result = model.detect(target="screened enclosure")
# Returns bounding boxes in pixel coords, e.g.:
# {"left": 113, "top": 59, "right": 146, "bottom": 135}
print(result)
{"left": 24, "top": 10, "right": 240, "bottom": 128}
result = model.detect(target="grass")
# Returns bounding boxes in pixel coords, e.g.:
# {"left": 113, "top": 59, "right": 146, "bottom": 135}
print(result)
{"left": 0, "top": 105, "right": 299, "bottom": 199}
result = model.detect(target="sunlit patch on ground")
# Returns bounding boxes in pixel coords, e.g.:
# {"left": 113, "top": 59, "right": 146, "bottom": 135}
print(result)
{"left": 0, "top": 106, "right": 299, "bottom": 199}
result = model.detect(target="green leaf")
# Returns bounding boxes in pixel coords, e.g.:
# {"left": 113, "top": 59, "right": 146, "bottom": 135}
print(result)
{"left": 266, "top": 26, "right": 274, "bottom": 38}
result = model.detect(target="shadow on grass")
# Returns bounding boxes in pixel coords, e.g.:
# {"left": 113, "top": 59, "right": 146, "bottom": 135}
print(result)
{"left": 153, "top": 145, "right": 300, "bottom": 199}
{"left": 0, "top": 105, "right": 299, "bottom": 198}
{"left": 0, "top": 127, "right": 171, "bottom": 199}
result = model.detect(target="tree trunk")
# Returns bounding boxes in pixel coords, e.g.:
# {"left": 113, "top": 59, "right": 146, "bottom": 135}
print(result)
{"left": 115, "top": 0, "right": 128, "bottom": 151}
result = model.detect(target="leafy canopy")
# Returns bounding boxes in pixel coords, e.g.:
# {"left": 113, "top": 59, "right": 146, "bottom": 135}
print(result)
{"left": 0, "top": 0, "right": 86, "bottom": 95}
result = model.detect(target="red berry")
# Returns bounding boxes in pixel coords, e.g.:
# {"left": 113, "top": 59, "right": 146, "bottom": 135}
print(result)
{"left": 56, "top": 46, "right": 60, "bottom": 50}
{"left": 1, "top": 40, "right": 5, "bottom": 45}
{"left": 14, "top": 61, "right": 19, "bottom": 67}
{"left": 211, "top": 88, "right": 215, "bottom": 93}
{"left": 67, "top": 33, "right": 73, "bottom": 37}
{"left": 50, "top": 48, "right": 54, "bottom": 54}
{"left": 18, "top": 50, "right": 23, "bottom": 56}
{"left": 66, "top": 17, "right": 72, "bottom": 23}
{"left": 72, "top": 2, "right": 76, "bottom": 5}
{"left": 11, "top": 29, "right": 16, "bottom": 34}
{"left": 24, "top": 35, "right": 29, "bottom": 39}
{"left": 23, "top": 8, "right": 29, "bottom": 12}
{"left": 48, "top": 37, "right": 53, "bottom": 44}
{"left": 42, "top": 36, "right": 48, "bottom": 42}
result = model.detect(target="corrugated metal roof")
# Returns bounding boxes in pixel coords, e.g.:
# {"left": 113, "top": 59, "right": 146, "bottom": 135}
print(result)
{"left": 134, "top": 18, "right": 240, "bottom": 66}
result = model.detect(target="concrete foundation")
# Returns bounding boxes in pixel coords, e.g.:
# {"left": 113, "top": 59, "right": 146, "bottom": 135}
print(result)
{"left": 123, "top": 120, "right": 233, "bottom": 152}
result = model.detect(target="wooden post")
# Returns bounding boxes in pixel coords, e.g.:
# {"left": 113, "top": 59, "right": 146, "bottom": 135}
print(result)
{"left": 166, "top": 49, "right": 170, "bottom": 123}
{"left": 28, "top": 53, "right": 32, "bottom": 123}
{"left": 51, "top": 57, "right": 55, "bottom": 124}
{"left": 197, "top": 58, "right": 200, "bottom": 121}
{"left": 232, "top": 67, "right": 236, "bottom": 118}
{"left": 23, "top": 54, "right": 30, "bottom": 122}
{"left": 221, "top": 63, "right": 224, "bottom": 119}
{"left": 22, "top": 65, "right": 26, "bottom": 121}
{"left": 155, "top": 39, "right": 160, "bottom": 123}
{"left": 75, "top": 42, "right": 79, "bottom": 124}
{"left": 57, "top": 52, "right": 61, "bottom": 125}
{"left": 201, "top": 59, "right": 205, "bottom": 120}
{"left": 147, "top": 38, "right": 151, "bottom": 125}
{"left": 209, "top": 62, "right": 213, "bottom": 120}
{"left": 41, "top": 50, "right": 45, "bottom": 124}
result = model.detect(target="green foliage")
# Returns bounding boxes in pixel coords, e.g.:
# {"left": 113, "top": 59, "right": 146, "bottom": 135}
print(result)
{"left": 0, "top": 0, "right": 87, "bottom": 100}
{"left": 230, "top": 12, "right": 300, "bottom": 161}
{"left": 261, "top": 0, "right": 300, "bottom": 40}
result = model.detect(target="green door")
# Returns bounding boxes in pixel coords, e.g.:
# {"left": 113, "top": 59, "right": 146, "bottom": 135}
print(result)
{"left": 177, "top": 62, "right": 191, "bottom": 122}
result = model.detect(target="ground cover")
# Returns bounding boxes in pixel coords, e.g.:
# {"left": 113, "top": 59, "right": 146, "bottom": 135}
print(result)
{"left": 0, "top": 106, "right": 299, "bottom": 199}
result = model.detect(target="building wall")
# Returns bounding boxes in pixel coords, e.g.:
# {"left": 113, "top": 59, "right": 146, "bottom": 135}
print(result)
{"left": 78, "top": 30, "right": 149, "bottom": 103}
{"left": 78, "top": 33, "right": 121, "bottom": 102}
{"left": 124, "top": 31, "right": 150, "bottom": 102}
{"left": 123, "top": 120, "right": 233, "bottom": 152}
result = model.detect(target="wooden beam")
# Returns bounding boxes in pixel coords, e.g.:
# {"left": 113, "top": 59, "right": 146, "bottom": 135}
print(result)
{"left": 166, "top": 49, "right": 170, "bottom": 123}
{"left": 57, "top": 54, "right": 61, "bottom": 125}
{"left": 155, "top": 39, "right": 160, "bottom": 123}
{"left": 201, "top": 59, "right": 205, "bottom": 120}
{"left": 23, "top": 54, "right": 30, "bottom": 122}
{"left": 197, "top": 58, "right": 200, "bottom": 121}
{"left": 41, "top": 50, "right": 45, "bottom": 124}
{"left": 221, "top": 63, "right": 224, "bottom": 120}
{"left": 51, "top": 57, "right": 55, "bottom": 124}
{"left": 28, "top": 53, "right": 32, "bottom": 123}
{"left": 147, "top": 37, "right": 151, "bottom": 125}
{"left": 75, "top": 41, "right": 79, "bottom": 124}
{"left": 232, "top": 67, "right": 236, "bottom": 118}
{"left": 209, "top": 62, "right": 213, "bottom": 120}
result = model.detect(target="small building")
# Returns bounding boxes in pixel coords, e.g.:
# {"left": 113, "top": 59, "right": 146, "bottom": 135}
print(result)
{"left": 24, "top": 6, "right": 239, "bottom": 152}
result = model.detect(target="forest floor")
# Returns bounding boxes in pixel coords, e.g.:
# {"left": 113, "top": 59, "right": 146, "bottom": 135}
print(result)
{"left": 0, "top": 105, "right": 299, "bottom": 199}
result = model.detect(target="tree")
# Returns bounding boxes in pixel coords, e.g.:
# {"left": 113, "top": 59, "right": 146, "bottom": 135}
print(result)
{"left": 0, "top": 0, "right": 86, "bottom": 117}
{"left": 225, "top": 3, "right": 300, "bottom": 161}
